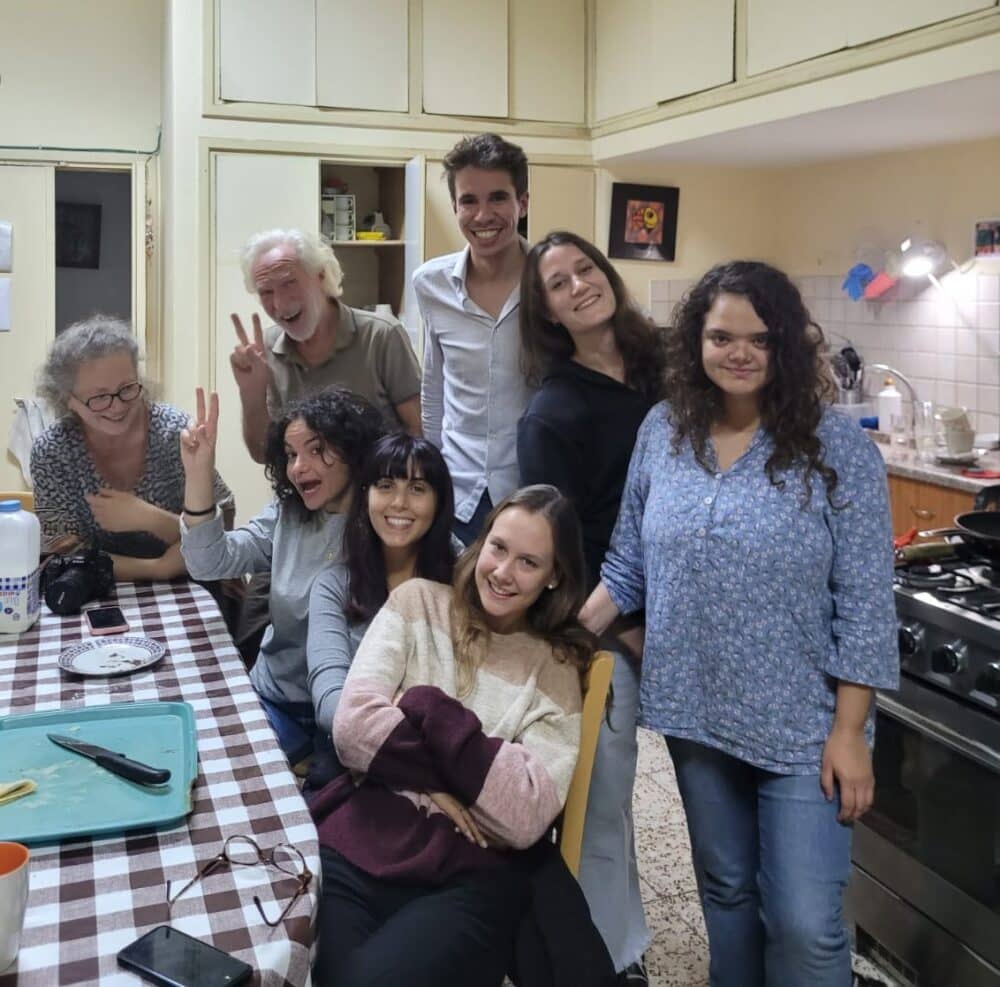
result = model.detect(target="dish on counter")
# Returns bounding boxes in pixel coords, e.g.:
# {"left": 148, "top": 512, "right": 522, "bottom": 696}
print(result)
{"left": 934, "top": 450, "right": 983, "bottom": 466}
{"left": 58, "top": 636, "right": 165, "bottom": 677}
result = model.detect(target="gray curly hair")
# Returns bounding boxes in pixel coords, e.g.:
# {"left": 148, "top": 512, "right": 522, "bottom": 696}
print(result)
{"left": 240, "top": 228, "right": 344, "bottom": 299}
{"left": 37, "top": 315, "right": 142, "bottom": 418}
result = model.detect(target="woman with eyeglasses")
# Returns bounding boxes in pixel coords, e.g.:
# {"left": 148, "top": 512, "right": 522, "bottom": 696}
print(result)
{"left": 31, "top": 315, "right": 233, "bottom": 580}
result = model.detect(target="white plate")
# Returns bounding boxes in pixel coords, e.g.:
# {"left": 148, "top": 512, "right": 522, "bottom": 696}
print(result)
{"left": 934, "top": 450, "right": 982, "bottom": 465}
{"left": 58, "top": 636, "right": 165, "bottom": 677}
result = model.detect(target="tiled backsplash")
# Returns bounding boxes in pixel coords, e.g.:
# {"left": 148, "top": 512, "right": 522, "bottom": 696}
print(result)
{"left": 649, "top": 272, "right": 1000, "bottom": 435}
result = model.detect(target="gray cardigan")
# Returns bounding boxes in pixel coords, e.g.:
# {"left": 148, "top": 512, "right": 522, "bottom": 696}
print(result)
{"left": 181, "top": 501, "right": 346, "bottom": 712}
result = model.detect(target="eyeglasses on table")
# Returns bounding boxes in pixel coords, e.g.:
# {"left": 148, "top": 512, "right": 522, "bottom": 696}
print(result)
{"left": 165, "top": 834, "right": 312, "bottom": 927}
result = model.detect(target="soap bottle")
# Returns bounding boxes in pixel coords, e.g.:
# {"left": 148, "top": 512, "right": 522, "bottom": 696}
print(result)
{"left": 0, "top": 499, "right": 41, "bottom": 634}
{"left": 877, "top": 377, "right": 903, "bottom": 440}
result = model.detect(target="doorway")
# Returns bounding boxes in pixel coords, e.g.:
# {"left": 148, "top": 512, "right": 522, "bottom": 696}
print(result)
{"left": 55, "top": 169, "right": 132, "bottom": 333}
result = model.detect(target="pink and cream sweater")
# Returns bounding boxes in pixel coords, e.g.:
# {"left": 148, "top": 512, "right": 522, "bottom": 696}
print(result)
{"left": 310, "top": 578, "right": 583, "bottom": 884}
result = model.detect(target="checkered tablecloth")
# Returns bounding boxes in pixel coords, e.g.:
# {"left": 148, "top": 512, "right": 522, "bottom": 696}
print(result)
{"left": 0, "top": 581, "right": 319, "bottom": 987}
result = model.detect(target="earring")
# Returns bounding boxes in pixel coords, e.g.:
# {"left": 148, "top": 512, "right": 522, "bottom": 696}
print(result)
{"left": 547, "top": 582, "right": 557, "bottom": 590}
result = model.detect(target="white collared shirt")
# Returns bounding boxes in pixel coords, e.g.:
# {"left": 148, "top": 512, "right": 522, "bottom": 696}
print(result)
{"left": 413, "top": 242, "right": 535, "bottom": 522}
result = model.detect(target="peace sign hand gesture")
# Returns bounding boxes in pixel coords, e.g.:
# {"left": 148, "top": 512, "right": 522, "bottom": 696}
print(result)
{"left": 229, "top": 312, "right": 271, "bottom": 400}
{"left": 180, "top": 387, "right": 219, "bottom": 479}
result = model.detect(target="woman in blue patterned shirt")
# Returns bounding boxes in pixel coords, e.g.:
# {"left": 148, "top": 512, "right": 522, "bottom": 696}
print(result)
{"left": 581, "top": 261, "right": 898, "bottom": 986}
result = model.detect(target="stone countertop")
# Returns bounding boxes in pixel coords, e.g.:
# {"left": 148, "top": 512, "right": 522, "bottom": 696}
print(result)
{"left": 871, "top": 432, "right": 1000, "bottom": 493}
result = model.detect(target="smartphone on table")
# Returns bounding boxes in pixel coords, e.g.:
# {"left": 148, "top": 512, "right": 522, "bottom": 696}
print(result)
{"left": 117, "top": 925, "right": 253, "bottom": 986}
{"left": 85, "top": 605, "right": 129, "bottom": 635}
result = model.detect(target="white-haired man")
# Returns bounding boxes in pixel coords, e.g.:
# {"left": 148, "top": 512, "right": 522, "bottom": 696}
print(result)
{"left": 232, "top": 229, "right": 422, "bottom": 462}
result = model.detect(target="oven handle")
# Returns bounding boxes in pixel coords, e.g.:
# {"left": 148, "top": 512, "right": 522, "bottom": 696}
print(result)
{"left": 877, "top": 694, "right": 1000, "bottom": 773}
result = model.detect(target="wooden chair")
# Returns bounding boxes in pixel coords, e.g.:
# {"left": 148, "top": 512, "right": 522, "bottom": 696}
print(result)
{"left": 0, "top": 490, "right": 34, "bottom": 512}
{"left": 559, "top": 650, "right": 615, "bottom": 877}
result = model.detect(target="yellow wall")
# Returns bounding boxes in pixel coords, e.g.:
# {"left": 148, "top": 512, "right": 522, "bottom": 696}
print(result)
{"left": 0, "top": 0, "right": 161, "bottom": 151}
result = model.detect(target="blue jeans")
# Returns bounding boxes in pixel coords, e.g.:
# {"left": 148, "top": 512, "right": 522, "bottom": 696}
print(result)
{"left": 259, "top": 695, "right": 339, "bottom": 778}
{"left": 578, "top": 649, "right": 649, "bottom": 971}
{"left": 666, "top": 737, "right": 853, "bottom": 987}
{"left": 453, "top": 490, "right": 493, "bottom": 547}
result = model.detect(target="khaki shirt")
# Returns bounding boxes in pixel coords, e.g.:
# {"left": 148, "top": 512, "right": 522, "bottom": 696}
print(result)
{"left": 265, "top": 302, "right": 421, "bottom": 428}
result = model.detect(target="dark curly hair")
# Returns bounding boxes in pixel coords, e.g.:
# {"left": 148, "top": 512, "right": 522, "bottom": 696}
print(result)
{"left": 666, "top": 260, "right": 840, "bottom": 505}
{"left": 344, "top": 432, "right": 456, "bottom": 623}
{"left": 442, "top": 133, "right": 528, "bottom": 202}
{"left": 520, "top": 231, "right": 667, "bottom": 403}
{"left": 264, "top": 387, "right": 386, "bottom": 523}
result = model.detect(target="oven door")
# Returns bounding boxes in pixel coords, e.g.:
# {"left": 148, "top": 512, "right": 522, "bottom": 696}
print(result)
{"left": 851, "top": 674, "right": 1000, "bottom": 984}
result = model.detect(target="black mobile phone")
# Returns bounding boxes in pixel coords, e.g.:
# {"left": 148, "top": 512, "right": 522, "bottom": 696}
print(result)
{"left": 85, "top": 604, "right": 130, "bottom": 635}
{"left": 117, "top": 925, "right": 253, "bottom": 987}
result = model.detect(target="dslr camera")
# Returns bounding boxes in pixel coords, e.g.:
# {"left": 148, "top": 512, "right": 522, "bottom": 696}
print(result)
{"left": 41, "top": 547, "right": 115, "bottom": 615}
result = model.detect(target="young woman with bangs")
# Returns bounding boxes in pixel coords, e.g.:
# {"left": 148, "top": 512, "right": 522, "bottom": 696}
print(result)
{"left": 179, "top": 385, "right": 385, "bottom": 766}
{"left": 305, "top": 432, "right": 457, "bottom": 781}
{"left": 310, "top": 485, "right": 598, "bottom": 986}
{"left": 581, "top": 261, "right": 897, "bottom": 986}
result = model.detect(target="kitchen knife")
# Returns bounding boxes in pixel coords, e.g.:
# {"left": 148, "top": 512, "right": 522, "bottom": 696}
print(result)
{"left": 48, "top": 734, "right": 171, "bottom": 786}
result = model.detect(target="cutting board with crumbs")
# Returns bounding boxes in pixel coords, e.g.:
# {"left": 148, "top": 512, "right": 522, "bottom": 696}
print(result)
{"left": 0, "top": 701, "right": 198, "bottom": 845}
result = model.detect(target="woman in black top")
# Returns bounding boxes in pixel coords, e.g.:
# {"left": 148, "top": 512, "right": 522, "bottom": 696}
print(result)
{"left": 517, "top": 231, "right": 666, "bottom": 984}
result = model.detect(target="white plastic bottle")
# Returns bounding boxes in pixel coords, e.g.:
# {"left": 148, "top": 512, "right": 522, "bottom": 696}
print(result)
{"left": 877, "top": 377, "right": 903, "bottom": 439}
{"left": 0, "top": 499, "right": 41, "bottom": 634}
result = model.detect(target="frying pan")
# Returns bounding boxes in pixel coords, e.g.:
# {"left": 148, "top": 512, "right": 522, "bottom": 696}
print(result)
{"left": 954, "top": 484, "right": 1000, "bottom": 544}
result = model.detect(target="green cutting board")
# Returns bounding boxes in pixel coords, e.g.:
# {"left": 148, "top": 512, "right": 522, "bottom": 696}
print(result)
{"left": 0, "top": 701, "right": 198, "bottom": 845}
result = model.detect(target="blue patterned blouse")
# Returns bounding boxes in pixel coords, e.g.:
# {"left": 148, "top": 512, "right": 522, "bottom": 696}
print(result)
{"left": 601, "top": 403, "right": 899, "bottom": 774}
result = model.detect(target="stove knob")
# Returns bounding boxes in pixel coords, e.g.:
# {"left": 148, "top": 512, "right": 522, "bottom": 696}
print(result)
{"left": 897, "top": 621, "right": 925, "bottom": 658}
{"left": 931, "top": 641, "right": 968, "bottom": 675}
{"left": 977, "top": 663, "right": 1000, "bottom": 696}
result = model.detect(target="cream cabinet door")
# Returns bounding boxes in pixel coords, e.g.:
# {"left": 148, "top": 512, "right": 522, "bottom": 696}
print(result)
{"left": 0, "top": 165, "right": 55, "bottom": 490}
{"left": 510, "top": 0, "right": 585, "bottom": 124}
{"left": 527, "top": 165, "right": 595, "bottom": 244}
{"left": 594, "top": 0, "right": 653, "bottom": 121}
{"left": 316, "top": 0, "right": 408, "bottom": 111}
{"left": 746, "top": 0, "right": 846, "bottom": 75}
{"left": 847, "top": 0, "right": 996, "bottom": 46}
{"left": 213, "top": 152, "right": 319, "bottom": 523}
{"left": 423, "top": 0, "right": 508, "bottom": 117}
{"left": 219, "top": 0, "right": 316, "bottom": 105}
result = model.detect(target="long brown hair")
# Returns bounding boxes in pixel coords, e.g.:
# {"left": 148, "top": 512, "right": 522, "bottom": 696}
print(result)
{"left": 450, "top": 485, "right": 595, "bottom": 696}
{"left": 520, "top": 230, "right": 667, "bottom": 403}
{"left": 666, "top": 260, "right": 840, "bottom": 505}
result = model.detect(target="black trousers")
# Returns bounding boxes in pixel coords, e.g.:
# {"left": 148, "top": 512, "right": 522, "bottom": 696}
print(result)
{"left": 315, "top": 848, "right": 528, "bottom": 987}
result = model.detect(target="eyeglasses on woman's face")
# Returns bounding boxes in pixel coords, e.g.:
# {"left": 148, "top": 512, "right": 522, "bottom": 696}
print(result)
{"left": 74, "top": 380, "right": 144, "bottom": 412}
{"left": 165, "top": 834, "right": 312, "bottom": 927}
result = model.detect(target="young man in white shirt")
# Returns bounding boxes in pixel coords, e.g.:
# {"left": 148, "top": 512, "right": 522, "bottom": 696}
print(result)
{"left": 413, "top": 134, "right": 533, "bottom": 544}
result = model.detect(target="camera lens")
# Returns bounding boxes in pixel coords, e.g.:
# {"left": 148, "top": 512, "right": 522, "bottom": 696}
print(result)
{"left": 44, "top": 568, "right": 91, "bottom": 616}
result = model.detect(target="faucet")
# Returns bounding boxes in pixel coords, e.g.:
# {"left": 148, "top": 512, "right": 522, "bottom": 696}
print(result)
{"left": 864, "top": 362, "right": 922, "bottom": 435}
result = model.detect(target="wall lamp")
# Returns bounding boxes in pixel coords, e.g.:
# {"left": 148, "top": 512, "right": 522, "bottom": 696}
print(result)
{"left": 899, "top": 237, "right": 955, "bottom": 279}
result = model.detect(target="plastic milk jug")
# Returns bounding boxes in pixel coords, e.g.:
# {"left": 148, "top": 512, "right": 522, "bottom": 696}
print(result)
{"left": 877, "top": 377, "right": 903, "bottom": 436}
{"left": 0, "top": 500, "right": 41, "bottom": 634}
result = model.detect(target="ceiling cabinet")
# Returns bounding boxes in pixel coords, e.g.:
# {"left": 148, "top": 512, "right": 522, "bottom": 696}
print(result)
{"left": 594, "top": 0, "right": 735, "bottom": 122}
{"left": 747, "top": 0, "right": 996, "bottom": 76}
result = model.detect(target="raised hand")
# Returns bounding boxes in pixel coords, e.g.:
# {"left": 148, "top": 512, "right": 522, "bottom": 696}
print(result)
{"left": 180, "top": 387, "right": 220, "bottom": 479}
{"left": 229, "top": 313, "right": 270, "bottom": 399}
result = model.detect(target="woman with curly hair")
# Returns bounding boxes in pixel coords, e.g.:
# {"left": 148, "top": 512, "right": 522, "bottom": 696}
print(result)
{"left": 311, "top": 485, "right": 597, "bottom": 986}
{"left": 517, "top": 231, "right": 666, "bottom": 982}
{"left": 179, "top": 385, "right": 385, "bottom": 764}
{"left": 580, "top": 261, "right": 897, "bottom": 985}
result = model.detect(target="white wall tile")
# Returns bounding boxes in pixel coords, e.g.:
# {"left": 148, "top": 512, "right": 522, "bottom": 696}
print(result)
{"left": 978, "top": 274, "right": 1000, "bottom": 303}
{"left": 976, "top": 411, "right": 999, "bottom": 434}
{"left": 651, "top": 301, "right": 671, "bottom": 326}
{"left": 978, "top": 304, "right": 1000, "bottom": 331}
{"left": 957, "top": 382, "right": 977, "bottom": 410}
{"left": 978, "top": 331, "right": 1000, "bottom": 358}
{"left": 649, "top": 281, "right": 670, "bottom": 303}
{"left": 980, "top": 357, "right": 1000, "bottom": 388}
{"left": 976, "top": 385, "right": 999, "bottom": 416}
{"left": 935, "top": 380, "right": 956, "bottom": 405}
{"left": 955, "top": 355, "right": 978, "bottom": 383}
{"left": 955, "top": 329, "right": 978, "bottom": 356}
{"left": 933, "top": 328, "right": 956, "bottom": 355}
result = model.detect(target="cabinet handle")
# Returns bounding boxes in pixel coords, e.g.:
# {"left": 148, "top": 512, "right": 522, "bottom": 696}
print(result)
{"left": 910, "top": 506, "right": 934, "bottom": 520}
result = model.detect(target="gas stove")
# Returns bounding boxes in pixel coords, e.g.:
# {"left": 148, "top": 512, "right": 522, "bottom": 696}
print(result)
{"left": 894, "top": 558, "right": 1000, "bottom": 715}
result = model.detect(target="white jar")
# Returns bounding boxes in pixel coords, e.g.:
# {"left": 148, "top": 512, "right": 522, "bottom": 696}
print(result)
{"left": 877, "top": 378, "right": 903, "bottom": 437}
{"left": 0, "top": 500, "right": 41, "bottom": 634}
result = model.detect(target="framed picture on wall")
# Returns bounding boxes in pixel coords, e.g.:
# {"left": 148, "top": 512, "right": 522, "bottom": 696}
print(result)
{"left": 608, "top": 182, "right": 679, "bottom": 262}
{"left": 974, "top": 219, "right": 1000, "bottom": 257}
{"left": 56, "top": 202, "right": 102, "bottom": 269}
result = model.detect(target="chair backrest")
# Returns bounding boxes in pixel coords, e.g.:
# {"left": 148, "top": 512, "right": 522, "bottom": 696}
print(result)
{"left": 559, "top": 650, "right": 615, "bottom": 877}
{"left": 0, "top": 491, "right": 34, "bottom": 512}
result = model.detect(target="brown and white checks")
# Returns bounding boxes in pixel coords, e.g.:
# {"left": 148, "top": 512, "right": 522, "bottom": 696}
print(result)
{"left": 0, "top": 580, "right": 319, "bottom": 986}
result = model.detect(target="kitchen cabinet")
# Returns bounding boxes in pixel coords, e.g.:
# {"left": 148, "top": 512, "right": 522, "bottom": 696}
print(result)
{"left": 422, "top": 0, "right": 508, "bottom": 118}
{"left": 315, "top": 0, "right": 408, "bottom": 112}
{"left": 509, "top": 0, "right": 586, "bottom": 124}
{"left": 594, "top": 0, "right": 735, "bottom": 122}
{"left": 747, "top": 0, "right": 996, "bottom": 76}
{"left": 887, "top": 473, "right": 975, "bottom": 538}
{"left": 219, "top": 0, "right": 316, "bottom": 105}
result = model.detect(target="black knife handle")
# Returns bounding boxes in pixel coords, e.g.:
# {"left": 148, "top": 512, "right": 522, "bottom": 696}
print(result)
{"left": 95, "top": 753, "right": 171, "bottom": 786}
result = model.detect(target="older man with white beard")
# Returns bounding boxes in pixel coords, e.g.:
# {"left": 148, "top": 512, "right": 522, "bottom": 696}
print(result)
{"left": 231, "top": 228, "right": 421, "bottom": 463}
